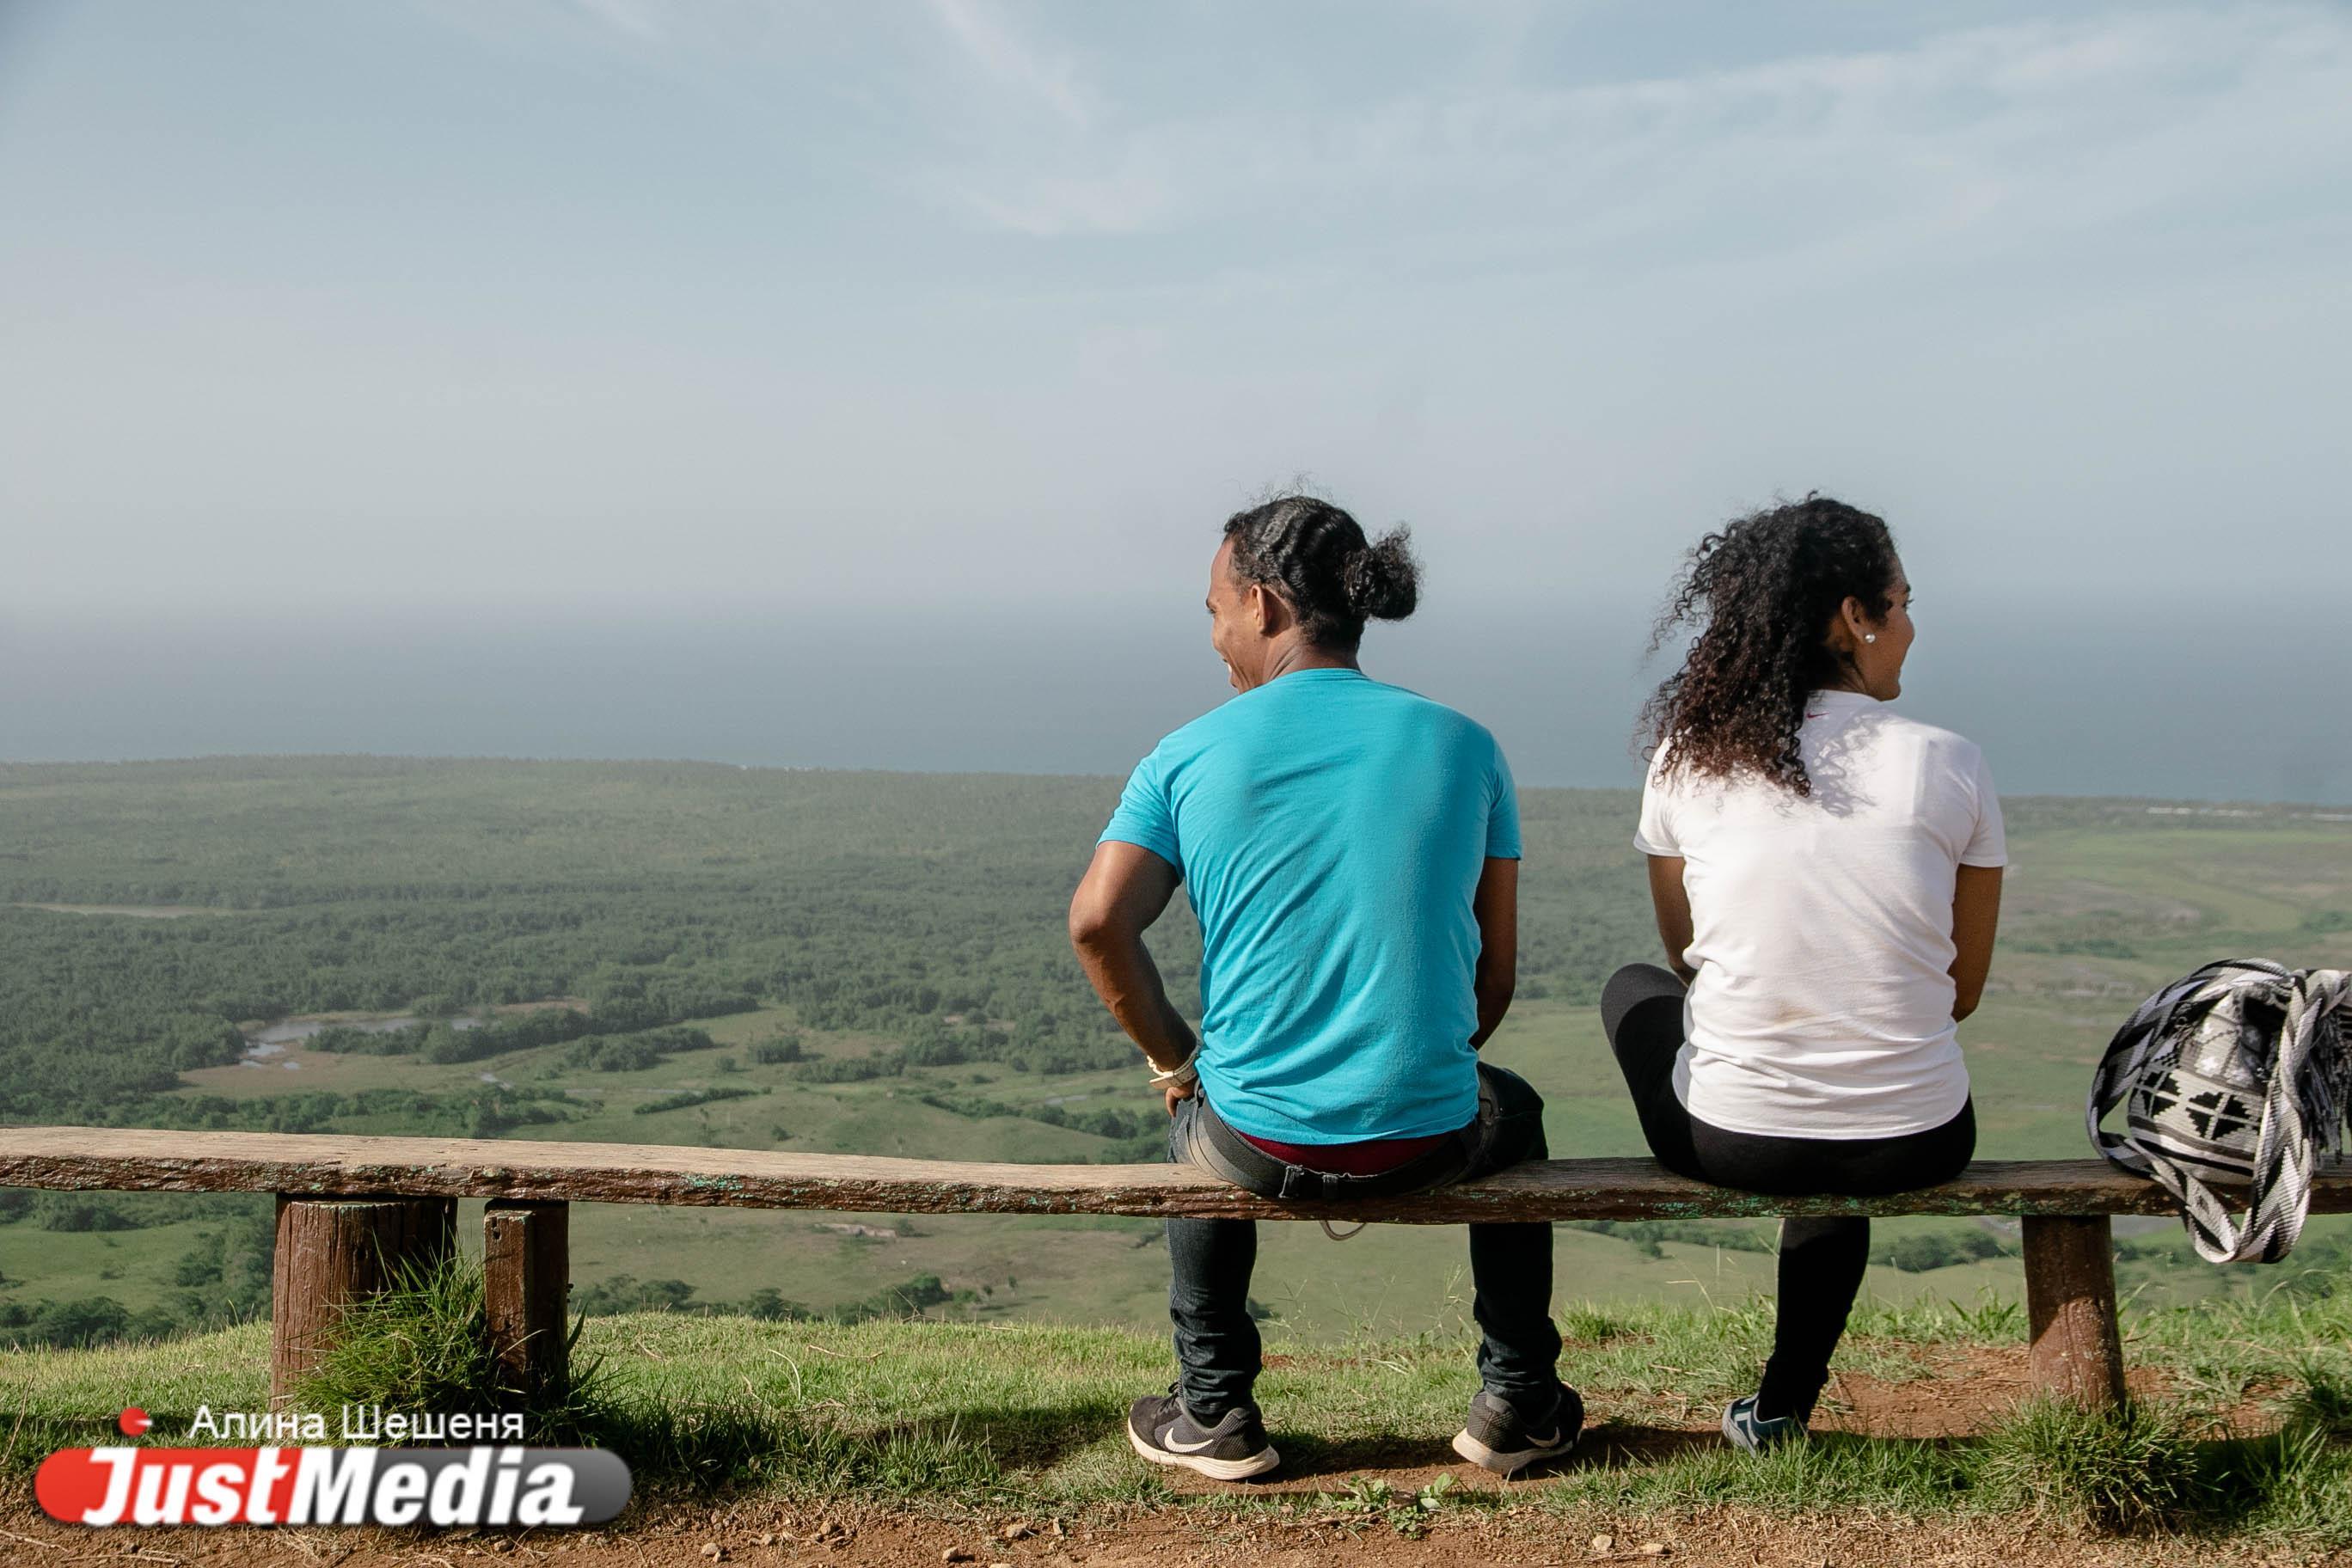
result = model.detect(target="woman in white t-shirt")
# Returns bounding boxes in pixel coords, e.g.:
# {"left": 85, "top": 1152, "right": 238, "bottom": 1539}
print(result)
{"left": 1611, "top": 495, "right": 2005, "bottom": 1452}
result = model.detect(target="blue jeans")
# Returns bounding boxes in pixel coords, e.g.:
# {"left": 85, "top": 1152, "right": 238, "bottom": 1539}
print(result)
{"left": 1165, "top": 1063, "right": 1562, "bottom": 1422}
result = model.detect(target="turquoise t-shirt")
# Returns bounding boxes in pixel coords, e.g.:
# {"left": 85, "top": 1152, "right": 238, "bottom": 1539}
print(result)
{"left": 1099, "top": 668, "right": 1521, "bottom": 1143}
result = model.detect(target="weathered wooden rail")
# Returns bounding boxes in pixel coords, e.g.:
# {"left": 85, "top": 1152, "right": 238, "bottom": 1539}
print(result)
{"left": 6, "top": 1127, "right": 2346, "bottom": 1412}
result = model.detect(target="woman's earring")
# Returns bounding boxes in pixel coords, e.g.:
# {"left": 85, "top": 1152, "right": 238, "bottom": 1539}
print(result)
{"left": 1863, "top": 634, "right": 1877, "bottom": 644}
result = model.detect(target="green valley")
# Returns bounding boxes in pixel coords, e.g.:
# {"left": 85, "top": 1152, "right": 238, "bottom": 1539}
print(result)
{"left": 3, "top": 757, "right": 2348, "bottom": 1347}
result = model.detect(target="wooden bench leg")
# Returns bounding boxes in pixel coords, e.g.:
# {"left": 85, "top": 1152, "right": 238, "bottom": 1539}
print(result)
{"left": 270, "top": 1195, "right": 456, "bottom": 1407}
{"left": 2022, "top": 1215, "right": 2126, "bottom": 1407}
{"left": 483, "top": 1199, "right": 570, "bottom": 1409}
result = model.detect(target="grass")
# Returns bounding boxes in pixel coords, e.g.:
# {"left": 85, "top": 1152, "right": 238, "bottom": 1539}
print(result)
{"left": 291, "top": 1251, "right": 592, "bottom": 1424}
{"left": 1975, "top": 1397, "right": 2210, "bottom": 1531}
{"left": 6, "top": 1276, "right": 2351, "bottom": 1547}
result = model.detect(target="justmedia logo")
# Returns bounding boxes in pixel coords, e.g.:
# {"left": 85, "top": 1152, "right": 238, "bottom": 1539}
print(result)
{"left": 36, "top": 1412, "right": 631, "bottom": 1528}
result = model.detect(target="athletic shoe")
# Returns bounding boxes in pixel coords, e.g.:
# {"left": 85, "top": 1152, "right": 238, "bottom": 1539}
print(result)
{"left": 1720, "top": 1393, "right": 1807, "bottom": 1452}
{"left": 1450, "top": 1384, "right": 1583, "bottom": 1475}
{"left": 1126, "top": 1387, "right": 1280, "bottom": 1480}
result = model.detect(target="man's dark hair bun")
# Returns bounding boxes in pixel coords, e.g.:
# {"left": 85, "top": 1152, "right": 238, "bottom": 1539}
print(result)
{"left": 1222, "top": 497, "right": 1421, "bottom": 650}
{"left": 1342, "top": 528, "right": 1419, "bottom": 622}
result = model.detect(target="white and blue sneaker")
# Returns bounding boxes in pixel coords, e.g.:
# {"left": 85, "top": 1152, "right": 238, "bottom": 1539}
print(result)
{"left": 1127, "top": 1387, "right": 1280, "bottom": 1480}
{"left": 1721, "top": 1393, "right": 1807, "bottom": 1452}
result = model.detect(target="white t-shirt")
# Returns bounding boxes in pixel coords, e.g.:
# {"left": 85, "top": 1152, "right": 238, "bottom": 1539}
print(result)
{"left": 1633, "top": 689, "right": 2006, "bottom": 1140}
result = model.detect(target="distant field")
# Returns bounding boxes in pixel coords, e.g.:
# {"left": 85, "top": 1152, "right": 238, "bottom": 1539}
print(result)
{"left": 2, "top": 758, "right": 2348, "bottom": 1343}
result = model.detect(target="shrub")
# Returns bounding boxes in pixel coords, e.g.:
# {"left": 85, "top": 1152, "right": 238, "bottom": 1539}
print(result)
{"left": 0, "top": 1295, "right": 137, "bottom": 1348}
{"left": 2287, "top": 1364, "right": 2352, "bottom": 1440}
{"left": 787, "top": 1051, "right": 907, "bottom": 1083}
{"left": 33, "top": 1197, "right": 146, "bottom": 1233}
{"left": 574, "top": 1275, "right": 700, "bottom": 1315}
{"left": 291, "top": 1252, "right": 595, "bottom": 1436}
{"left": 833, "top": 1273, "right": 968, "bottom": 1323}
{"left": 1977, "top": 1398, "right": 2209, "bottom": 1532}
{"left": 1563, "top": 1218, "right": 1776, "bottom": 1258}
{"left": 634, "top": 1086, "right": 762, "bottom": 1116}
{"left": 566, "top": 1027, "right": 718, "bottom": 1072}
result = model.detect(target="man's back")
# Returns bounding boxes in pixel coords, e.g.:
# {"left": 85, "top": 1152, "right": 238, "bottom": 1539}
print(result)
{"left": 1101, "top": 668, "right": 1519, "bottom": 1142}
{"left": 1075, "top": 497, "right": 1567, "bottom": 1481}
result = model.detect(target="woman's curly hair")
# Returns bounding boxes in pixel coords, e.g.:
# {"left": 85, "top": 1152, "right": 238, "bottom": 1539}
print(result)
{"left": 1639, "top": 495, "right": 1901, "bottom": 797}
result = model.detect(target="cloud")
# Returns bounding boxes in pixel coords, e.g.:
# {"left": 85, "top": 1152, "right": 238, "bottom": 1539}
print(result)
{"left": 927, "top": 0, "right": 1092, "bottom": 126}
{"left": 565, "top": 0, "right": 668, "bottom": 42}
{"left": 936, "top": 3, "right": 2352, "bottom": 264}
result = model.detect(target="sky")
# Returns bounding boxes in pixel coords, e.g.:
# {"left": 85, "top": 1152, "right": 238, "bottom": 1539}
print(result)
{"left": 1, "top": 2, "right": 2347, "bottom": 795}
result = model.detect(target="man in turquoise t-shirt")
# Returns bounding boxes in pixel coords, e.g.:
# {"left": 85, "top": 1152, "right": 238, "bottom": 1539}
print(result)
{"left": 1069, "top": 496, "right": 1575, "bottom": 1482}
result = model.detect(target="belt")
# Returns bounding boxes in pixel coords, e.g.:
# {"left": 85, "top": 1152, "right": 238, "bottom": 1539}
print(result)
{"left": 1191, "top": 1099, "right": 1482, "bottom": 1202}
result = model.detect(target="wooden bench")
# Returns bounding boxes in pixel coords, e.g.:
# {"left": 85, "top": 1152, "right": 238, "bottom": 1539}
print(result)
{"left": 6, "top": 1126, "right": 2346, "bottom": 1413}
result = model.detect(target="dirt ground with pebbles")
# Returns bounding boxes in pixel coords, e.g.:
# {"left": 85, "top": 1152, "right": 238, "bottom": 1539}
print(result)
{"left": 4, "top": 1499, "right": 2343, "bottom": 1568}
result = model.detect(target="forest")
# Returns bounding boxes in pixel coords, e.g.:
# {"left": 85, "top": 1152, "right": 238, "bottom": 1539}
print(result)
{"left": 0, "top": 757, "right": 1677, "bottom": 1131}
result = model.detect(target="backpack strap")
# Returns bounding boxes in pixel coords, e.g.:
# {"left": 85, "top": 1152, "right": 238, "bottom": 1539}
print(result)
{"left": 2226, "top": 968, "right": 2352, "bottom": 1262}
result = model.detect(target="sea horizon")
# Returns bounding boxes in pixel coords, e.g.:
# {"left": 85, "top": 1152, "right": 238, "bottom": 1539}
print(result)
{"left": 5, "top": 591, "right": 2346, "bottom": 805}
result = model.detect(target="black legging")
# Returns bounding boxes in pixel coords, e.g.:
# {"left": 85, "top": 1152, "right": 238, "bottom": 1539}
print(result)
{"left": 1602, "top": 963, "right": 1976, "bottom": 1423}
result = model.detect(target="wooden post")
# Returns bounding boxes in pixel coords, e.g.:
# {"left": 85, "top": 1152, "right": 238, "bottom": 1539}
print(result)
{"left": 2022, "top": 1215, "right": 2126, "bottom": 1406}
{"left": 270, "top": 1195, "right": 456, "bottom": 1406}
{"left": 483, "top": 1199, "right": 570, "bottom": 1408}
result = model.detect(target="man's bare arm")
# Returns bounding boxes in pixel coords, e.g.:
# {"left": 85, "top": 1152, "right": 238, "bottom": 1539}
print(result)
{"left": 1069, "top": 841, "right": 1197, "bottom": 1087}
{"left": 1645, "top": 854, "right": 1699, "bottom": 983}
{"left": 1471, "top": 856, "right": 1519, "bottom": 1049}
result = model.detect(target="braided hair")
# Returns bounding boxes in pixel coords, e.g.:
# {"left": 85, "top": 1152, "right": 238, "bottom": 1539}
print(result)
{"left": 1640, "top": 495, "right": 1900, "bottom": 796}
{"left": 1222, "top": 496, "right": 1419, "bottom": 651}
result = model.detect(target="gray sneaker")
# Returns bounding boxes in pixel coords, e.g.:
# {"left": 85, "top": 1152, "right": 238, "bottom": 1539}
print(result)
{"left": 1721, "top": 1393, "right": 1806, "bottom": 1452}
{"left": 1126, "top": 1387, "right": 1279, "bottom": 1481}
{"left": 1450, "top": 1384, "right": 1583, "bottom": 1475}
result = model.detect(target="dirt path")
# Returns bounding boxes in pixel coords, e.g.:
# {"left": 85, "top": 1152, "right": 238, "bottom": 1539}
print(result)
{"left": 3, "top": 1498, "right": 2339, "bottom": 1568}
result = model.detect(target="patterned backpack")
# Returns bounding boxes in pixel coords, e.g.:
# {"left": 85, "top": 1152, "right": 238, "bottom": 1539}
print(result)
{"left": 2086, "top": 959, "right": 2352, "bottom": 1264}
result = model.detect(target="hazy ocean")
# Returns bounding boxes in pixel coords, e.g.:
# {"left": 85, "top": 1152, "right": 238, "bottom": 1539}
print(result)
{"left": 3, "top": 594, "right": 2345, "bottom": 804}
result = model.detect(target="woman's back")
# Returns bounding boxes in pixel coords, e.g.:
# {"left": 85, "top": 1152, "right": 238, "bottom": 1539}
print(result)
{"left": 1612, "top": 493, "right": 2004, "bottom": 1449}
{"left": 1636, "top": 689, "right": 2005, "bottom": 1139}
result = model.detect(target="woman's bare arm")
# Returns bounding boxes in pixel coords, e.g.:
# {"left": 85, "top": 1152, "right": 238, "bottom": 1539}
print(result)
{"left": 1950, "top": 864, "right": 2003, "bottom": 1021}
{"left": 1645, "top": 854, "right": 1698, "bottom": 983}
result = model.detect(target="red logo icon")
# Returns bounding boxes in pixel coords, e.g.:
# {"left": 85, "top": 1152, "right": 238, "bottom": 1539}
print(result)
{"left": 117, "top": 1410, "right": 150, "bottom": 1437}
